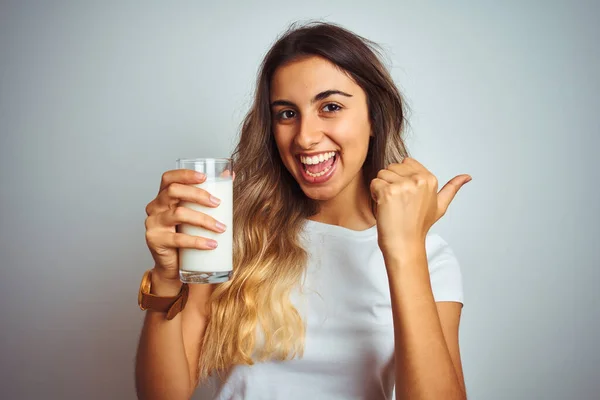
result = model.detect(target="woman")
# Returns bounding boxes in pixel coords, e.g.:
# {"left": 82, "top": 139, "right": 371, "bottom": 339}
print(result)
{"left": 136, "top": 21, "right": 471, "bottom": 400}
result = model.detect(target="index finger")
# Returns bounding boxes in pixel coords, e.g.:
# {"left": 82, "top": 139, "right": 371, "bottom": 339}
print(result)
{"left": 159, "top": 169, "right": 205, "bottom": 192}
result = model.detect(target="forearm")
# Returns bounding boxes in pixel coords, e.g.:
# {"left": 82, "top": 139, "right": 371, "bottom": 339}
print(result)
{"left": 383, "top": 246, "right": 466, "bottom": 400}
{"left": 135, "top": 275, "right": 192, "bottom": 400}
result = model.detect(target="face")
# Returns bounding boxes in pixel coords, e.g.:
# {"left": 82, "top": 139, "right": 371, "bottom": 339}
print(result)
{"left": 270, "top": 55, "right": 372, "bottom": 202}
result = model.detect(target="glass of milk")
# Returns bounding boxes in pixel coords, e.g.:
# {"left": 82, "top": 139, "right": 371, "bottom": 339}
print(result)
{"left": 176, "top": 158, "right": 233, "bottom": 284}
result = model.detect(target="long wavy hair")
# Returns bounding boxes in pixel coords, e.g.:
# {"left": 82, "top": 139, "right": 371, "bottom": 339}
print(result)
{"left": 198, "top": 21, "right": 410, "bottom": 382}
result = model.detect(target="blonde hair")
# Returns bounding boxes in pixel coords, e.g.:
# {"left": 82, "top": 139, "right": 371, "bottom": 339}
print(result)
{"left": 198, "top": 21, "right": 410, "bottom": 381}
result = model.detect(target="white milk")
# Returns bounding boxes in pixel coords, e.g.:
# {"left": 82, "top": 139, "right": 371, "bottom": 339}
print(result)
{"left": 178, "top": 178, "right": 233, "bottom": 273}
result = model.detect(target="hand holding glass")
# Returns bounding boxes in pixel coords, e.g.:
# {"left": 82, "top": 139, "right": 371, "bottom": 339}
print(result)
{"left": 176, "top": 158, "right": 233, "bottom": 284}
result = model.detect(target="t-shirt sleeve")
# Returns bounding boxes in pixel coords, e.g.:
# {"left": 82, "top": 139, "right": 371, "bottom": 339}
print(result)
{"left": 426, "top": 234, "right": 464, "bottom": 304}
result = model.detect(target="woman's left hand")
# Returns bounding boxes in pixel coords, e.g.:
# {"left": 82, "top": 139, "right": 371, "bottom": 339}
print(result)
{"left": 370, "top": 157, "right": 471, "bottom": 255}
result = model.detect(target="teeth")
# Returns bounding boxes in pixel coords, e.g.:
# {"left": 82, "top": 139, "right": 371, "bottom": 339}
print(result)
{"left": 305, "top": 165, "right": 332, "bottom": 177}
{"left": 300, "top": 151, "right": 336, "bottom": 165}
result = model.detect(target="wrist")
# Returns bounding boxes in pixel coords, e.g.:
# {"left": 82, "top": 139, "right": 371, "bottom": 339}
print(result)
{"left": 382, "top": 242, "right": 426, "bottom": 270}
{"left": 151, "top": 268, "right": 183, "bottom": 297}
{"left": 380, "top": 237, "right": 425, "bottom": 260}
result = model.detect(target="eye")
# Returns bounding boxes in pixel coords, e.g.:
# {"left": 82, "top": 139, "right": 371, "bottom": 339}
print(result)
{"left": 276, "top": 109, "right": 296, "bottom": 120}
{"left": 322, "top": 103, "right": 342, "bottom": 113}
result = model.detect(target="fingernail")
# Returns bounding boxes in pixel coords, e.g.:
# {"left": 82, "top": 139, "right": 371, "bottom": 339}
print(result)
{"left": 207, "top": 239, "right": 218, "bottom": 249}
{"left": 466, "top": 177, "right": 473, "bottom": 183}
{"left": 215, "top": 221, "right": 226, "bottom": 232}
{"left": 195, "top": 172, "right": 205, "bottom": 180}
{"left": 210, "top": 195, "right": 221, "bottom": 206}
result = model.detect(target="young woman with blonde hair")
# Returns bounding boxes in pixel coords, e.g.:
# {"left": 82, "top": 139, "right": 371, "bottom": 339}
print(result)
{"left": 136, "top": 21, "right": 471, "bottom": 400}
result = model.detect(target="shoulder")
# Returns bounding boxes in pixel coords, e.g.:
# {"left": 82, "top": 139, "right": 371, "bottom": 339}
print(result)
{"left": 425, "top": 233, "right": 457, "bottom": 268}
{"left": 425, "top": 233, "right": 464, "bottom": 304}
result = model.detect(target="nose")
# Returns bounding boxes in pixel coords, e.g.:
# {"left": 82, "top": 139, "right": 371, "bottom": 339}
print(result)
{"left": 294, "top": 114, "right": 323, "bottom": 150}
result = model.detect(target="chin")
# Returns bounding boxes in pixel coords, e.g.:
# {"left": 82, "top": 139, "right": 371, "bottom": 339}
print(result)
{"left": 297, "top": 183, "right": 340, "bottom": 201}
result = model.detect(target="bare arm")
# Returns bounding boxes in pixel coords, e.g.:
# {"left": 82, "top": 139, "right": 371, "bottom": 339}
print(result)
{"left": 384, "top": 247, "right": 466, "bottom": 400}
{"left": 136, "top": 168, "right": 225, "bottom": 399}
{"left": 135, "top": 272, "right": 215, "bottom": 400}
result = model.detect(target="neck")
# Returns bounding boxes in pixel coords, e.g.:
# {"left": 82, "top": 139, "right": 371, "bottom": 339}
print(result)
{"left": 309, "top": 172, "right": 376, "bottom": 231}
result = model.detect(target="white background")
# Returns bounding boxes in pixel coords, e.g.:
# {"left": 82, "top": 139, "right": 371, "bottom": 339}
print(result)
{"left": 1, "top": 1, "right": 598, "bottom": 399}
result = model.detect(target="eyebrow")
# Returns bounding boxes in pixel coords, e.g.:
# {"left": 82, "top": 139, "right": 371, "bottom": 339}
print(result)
{"left": 270, "top": 90, "right": 353, "bottom": 108}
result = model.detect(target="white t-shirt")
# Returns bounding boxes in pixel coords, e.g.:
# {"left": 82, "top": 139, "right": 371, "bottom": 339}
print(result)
{"left": 202, "top": 219, "right": 464, "bottom": 399}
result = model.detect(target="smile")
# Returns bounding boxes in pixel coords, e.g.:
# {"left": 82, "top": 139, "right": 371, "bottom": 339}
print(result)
{"left": 295, "top": 151, "right": 339, "bottom": 184}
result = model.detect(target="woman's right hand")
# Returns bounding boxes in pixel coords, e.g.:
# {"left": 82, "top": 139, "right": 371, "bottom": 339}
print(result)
{"left": 144, "top": 169, "right": 225, "bottom": 283}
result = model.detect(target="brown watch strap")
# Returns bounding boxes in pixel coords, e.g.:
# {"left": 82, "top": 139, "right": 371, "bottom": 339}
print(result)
{"left": 139, "top": 270, "right": 190, "bottom": 320}
{"left": 141, "top": 284, "right": 189, "bottom": 320}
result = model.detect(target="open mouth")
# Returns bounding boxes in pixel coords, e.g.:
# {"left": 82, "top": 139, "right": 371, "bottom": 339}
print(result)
{"left": 296, "top": 151, "right": 338, "bottom": 184}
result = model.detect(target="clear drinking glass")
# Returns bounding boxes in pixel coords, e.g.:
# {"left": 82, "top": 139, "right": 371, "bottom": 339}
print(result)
{"left": 176, "top": 158, "right": 233, "bottom": 284}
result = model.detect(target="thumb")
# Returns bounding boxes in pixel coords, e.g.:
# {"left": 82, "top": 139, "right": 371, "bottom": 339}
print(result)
{"left": 436, "top": 175, "right": 472, "bottom": 219}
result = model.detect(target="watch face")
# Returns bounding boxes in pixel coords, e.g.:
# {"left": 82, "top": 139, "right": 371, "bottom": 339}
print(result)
{"left": 138, "top": 270, "right": 152, "bottom": 310}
